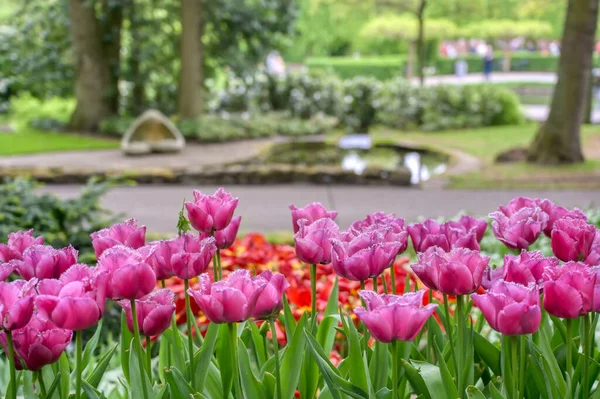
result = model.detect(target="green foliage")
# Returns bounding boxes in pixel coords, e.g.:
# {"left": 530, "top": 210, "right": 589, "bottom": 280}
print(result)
{"left": 8, "top": 94, "right": 75, "bottom": 129}
{"left": 359, "top": 14, "right": 458, "bottom": 42}
{"left": 461, "top": 19, "right": 554, "bottom": 40}
{"left": 306, "top": 56, "right": 405, "bottom": 80}
{"left": 340, "top": 76, "right": 381, "bottom": 133}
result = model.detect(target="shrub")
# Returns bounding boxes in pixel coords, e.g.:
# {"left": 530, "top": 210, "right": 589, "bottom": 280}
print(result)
{"left": 340, "top": 76, "right": 382, "bottom": 133}
{"left": 375, "top": 78, "right": 424, "bottom": 129}
{"left": 99, "top": 116, "right": 136, "bottom": 137}
{"left": 9, "top": 94, "right": 75, "bottom": 129}
{"left": 306, "top": 56, "right": 406, "bottom": 80}
{"left": 286, "top": 70, "right": 342, "bottom": 119}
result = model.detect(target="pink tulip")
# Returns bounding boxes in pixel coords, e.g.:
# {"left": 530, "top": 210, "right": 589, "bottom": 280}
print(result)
{"left": 543, "top": 262, "right": 596, "bottom": 319}
{"left": 585, "top": 232, "right": 600, "bottom": 266}
{"left": 146, "top": 234, "right": 216, "bottom": 280}
{"left": 0, "top": 263, "right": 15, "bottom": 282}
{"left": 411, "top": 247, "right": 489, "bottom": 295}
{"left": 498, "top": 197, "right": 542, "bottom": 215}
{"left": 489, "top": 206, "right": 548, "bottom": 250}
{"left": 0, "top": 230, "right": 44, "bottom": 263}
{"left": 331, "top": 230, "right": 402, "bottom": 281}
{"left": 481, "top": 250, "right": 559, "bottom": 290}
{"left": 447, "top": 215, "right": 488, "bottom": 242}
{"left": 471, "top": 281, "right": 541, "bottom": 335}
{"left": 294, "top": 218, "right": 340, "bottom": 264}
{"left": 408, "top": 217, "right": 483, "bottom": 253}
{"left": 188, "top": 270, "right": 267, "bottom": 323}
{"left": 354, "top": 290, "right": 437, "bottom": 343}
{"left": 91, "top": 219, "right": 146, "bottom": 258}
{"left": 118, "top": 289, "right": 175, "bottom": 336}
{"left": 539, "top": 200, "right": 587, "bottom": 237}
{"left": 407, "top": 220, "right": 450, "bottom": 252}
{"left": 251, "top": 270, "right": 290, "bottom": 320}
{"left": 290, "top": 202, "right": 338, "bottom": 234}
{"left": 97, "top": 246, "right": 156, "bottom": 300}
{"left": 0, "top": 314, "right": 72, "bottom": 370}
{"left": 0, "top": 279, "right": 37, "bottom": 331}
{"left": 200, "top": 216, "right": 241, "bottom": 249}
{"left": 348, "top": 212, "right": 408, "bottom": 255}
{"left": 185, "top": 188, "right": 239, "bottom": 232}
{"left": 36, "top": 264, "right": 107, "bottom": 331}
{"left": 11, "top": 245, "right": 78, "bottom": 280}
{"left": 551, "top": 218, "right": 596, "bottom": 262}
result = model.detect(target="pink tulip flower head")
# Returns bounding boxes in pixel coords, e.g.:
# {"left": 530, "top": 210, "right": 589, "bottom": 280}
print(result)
{"left": 36, "top": 264, "right": 107, "bottom": 331}
{"left": 0, "top": 279, "right": 37, "bottom": 331}
{"left": 200, "top": 216, "right": 242, "bottom": 249}
{"left": 331, "top": 230, "right": 403, "bottom": 281}
{"left": 91, "top": 219, "right": 146, "bottom": 258}
{"left": 585, "top": 231, "right": 600, "bottom": 266}
{"left": 471, "top": 281, "right": 541, "bottom": 335}
{"left": 251, "top": 270, "right": 290, "bottom": 320}
{"left": 543, "top": 261, "right": 596, "bottom": 319}
{"left": 411, "top": 247, "right": 490, "bottom": 295}
{"left": 294, "top": 218, "right": 340, "bottom": 264}
{"left": 498, "top": 197, "right": 542, "bottom": 215}
{"left": 188, "top": 270, "right": 267, "bottom": 324}
{"left": 185, "top": 188, "right": 239, "bottom": 232}
{"left": 11, "top": 245, "right": 78, "bottom": 280}
{"left": 118, "top": 289, "right": 175, "bottom": 336}
{"left": 539, "top": 199, "right": 587, "bottom": 237}
{"left": 290, "top": 202, "right": 338, "bottom": 234}
{"left": 354, "top": 290, "right": 437, "bottom": 343}
{"left": 348, "top": 212, "right": 409, "bottom": 255}
{"left": 0, "top": 230, "right": 44, "bottom": 263}
{"left": 447, "top": 215, "right": 488, "bottom": 242}
{"left": 481, "top": 250, "right": 559, "bottom": 290}
{"left": 146, "top": 234, "right": 216, "bottom": 281}
{"left": 551, "top": 218, "right": 596, "bottom": 262}
{"left": 97, "top": 245, "right": 156, "bottom": 300}
{"left": 489, "top": 204, "right": 549, "bottom": 250}
{"left": 407, "top": 220, "right": 450, "bottom": 252}
{"left": 0, "top": 314, "right": 72, "bottom": 370}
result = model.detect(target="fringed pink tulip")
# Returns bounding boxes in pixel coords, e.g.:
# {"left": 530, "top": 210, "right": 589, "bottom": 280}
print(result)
{"left": 354, "top": 290, "right": 437, "bottom": 343}
{"left": 294, "top": 218, "right": 340, "bottom": 264}
{"left": 481, "top": 250, "right": 558, "bottom": 290}
{"left": 539, "top": 199, "right": 587, "bottom": 237}
{"left": 118, "top": 289, "right": 175, "bottom": 336}
{"left": 407, "top": 219, "right": 450, "bottom": 252}
{"left": 185, "top": 188, "right": 239, "bottom": 232}
{"left": 251, "top": 270, "right": 290, "bottom": 320}
{"left": 188, "top": 270, "right": 267, "bottom": 323}
{"left": 11, "top": 245, "right": 78, "bottom": 280}
{"left": 471, "top": 281, "right": 541, "bottom": 335}
{"left": 585, "top": 232, "right": 600, "bottom": 266}
{"left": 97, "top": 246, "right": 156, "bottom": 300}
{"left": 411, "top": 247, "right": 489, "bottom": 295}
{"left": 0, "top": 314, "right": 72, "bottom": 370}
{"left": 0, "top": 230, "right": 44, "bottom": 263}
{"left": 0, "top": 279, "right": 36, "bottom": 331}
{"left": 408, "top": 217, "right": 484, "bottom": 253}
{"left": 447, "top": 215, "right": 488, "bottom": 242}
{"left": 551, "top": 218, "right": 596, "bottom": 262}
{"left": 146, "top": 234, "right": 216, "bottom": 280}
{"left": 489, "top": 206, "right": 548, "bottom": 250}
{"left": 543, "top": 261, "right": 596, "bottom": 319}
{"left": 348, "top": 212, "right": 409, "bottom": 255}
{"left": 290, "top": 202, "right": 338, "bottom": 233}
{"left": 200, "top": 216, "right": 241, "bottom": 249}
{"left": 91, "top": 219, "right": 146, "bottom": 258}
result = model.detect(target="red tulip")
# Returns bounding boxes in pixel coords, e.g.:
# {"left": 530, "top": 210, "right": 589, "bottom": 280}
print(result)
{"left": 354, "top": 290, "right": 437, "bottom": 343}
{"left": 294, "top": 218, "right": 340, "bottom": 264}
{"left": 489, "top": 206, "right": 548, "bottom": 250}
{"left": 539, "top": 199, "right": 587, "bottom": 237}
{"left": 290, "top": 202, "right": 338, "bottom": 233}
{"left": 200, "top": 216, "right": 242, "bottom": 249}
{"left": 97, "top": 246, "right": 156, "bottom": 300}
{"left": 185, "top": 188, "right": 239, "bottom": 232}
{"left": 0, "top": 230, "right": 44, "bottom": 263}
{"left": 543, "top": 262, "right": 596, "bottom": 318}
{"left": 118, "top": 289, "right": 175, "bottom": 336}
{"left": 551, "top": 218, "right": 596, "bottom": 262}
{"left": 481, "top": 250, "right": 558, "bottom": 290}
{"left": 251, "top": 270, "right": 290, "bottom": 320}
{"left": 91, "top": 219, "right": 146, "bottom": 258}
{"left": 0, "top": 279, "right": 37, "bottom": 331}
{"left": 11, "top": 245, "right": 78, "bottom": 280}
{"left": 471, "top": 281, "right": 541, "bottom": 335}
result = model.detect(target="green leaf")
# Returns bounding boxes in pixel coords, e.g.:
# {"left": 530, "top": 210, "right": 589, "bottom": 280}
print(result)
{"left": 83, "top": 320, "right": 104, "bottom": 376}
{"left": 44, "top": 370, "right": 62, "bottom": 399}
{"left": 433, "top": 341, "right": 459, "bottom": 399}
{"left": 489, "top": 382, "right": 506, "bottom": 399}
{"left": 324, "top": 277, "right": 339, "bottom": 317}
{"left": 248, "top": 322, "right": 267, "bottom": 370}
{"left": 282, "top": 296, "right": 296, "bottom": 339}
{"left": 401, "top": 359, "right": 431, "bottom": 399}
{"left": 281, "top": 313, "right": 308, "bottom": 399}
{"left": 537, "top": 322, "right": 566, "bottom": 396}
{"left": 216, "top": 323, "right": 234, "bottom": 399}
{"left": 194, "top": 322, "right": 219, "bottom": 392}
{"left": 341, "top": 313, "right": 369, "bottom": 392}
{"left": 238, "top": 340, "right": 268, "bottom": 398}
{"left": 369, "top": 341, "right": 389, "bottom": 392}
{"left": 473, "top": 330, "right": 501, "bottom": 376}
{"left": 120, "top": 312, "right": 134, "bottom": 382}
{"left": 164, "top": 366, "right": 194, "bottom": 398}
{"left": 162, "top": 327, "right": 186, "bottom": 375}
{"left": 176, "top": 200, "right": 191, "bottom": 235}
{"left": 129, "top": 338, "right": 156, "bottom": 399}
{"left": 82, "top": 380, "right": 106, "bottom": 399}
{"left": 466, "top": 386, "right": 487, "bottom": 399}
{"left": 87, "top": 343, "right": 118, "bottom": 389}
{"left": 410, "top": 360, "right": 449, "bottom": 399}
{"left": 58, "top": 352, "right": 71, "bottom": 399}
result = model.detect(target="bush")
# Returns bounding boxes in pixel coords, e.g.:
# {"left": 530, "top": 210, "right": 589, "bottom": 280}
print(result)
{"left": 375, "top": 78, "right": 424, "bottom": 129}
{"left": 9, "top": 94, "right": 75, "bottom": 129}
{"left": 286, "top": 70, "right": 342, "bottom": 119}
{"left": 306, "top": 56, "right": 405, "bottom": 80}
{"left": 99, "top": 116, "right": 136, "bottom": 137}
{"left": 340, "top": 76, "right": 382, "bottom": 133}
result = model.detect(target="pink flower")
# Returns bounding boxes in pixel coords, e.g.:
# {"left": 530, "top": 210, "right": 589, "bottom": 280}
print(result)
{"left": 407, "top": 220, "right": 450, "bottom": 252}
{"left": 0, "top": 230, "right": 44, "bottom": 263}
{"left": 97, "top": 246, "right": 156, "bottom": 300}
{"left": 118, "top": 289, "right": 175, "bottom": 336}
{"left": 498, "top": 197, "right": 542, "bottom": 215}
{"left": 539, "top": 200, "right": 587, "bottom": 237}
{"left": 290, "top": 202, "right": 338, "bottom": 233}
{"left": 200, "top": 216, "right": 241, "bottom": 249}
{"left": 294, "top": 218, "right": 340, "bottom": 264}
{"left": 481, "top": 250, "right": 559, "bottom": 290}
{"left": 354, "top": 290, "right": 437, "bottom": 343}
{"left": 91, "top": 219, "right": 146, "bottom": 258}
{"left": 0, "top": 314, "right": 72, "bottom": 370}
{"left": 411, "top": 247, "right": 489, "bottom": 295}
{"left": 331, "top": 230, "right": 402, "bottom": 281}
{"left": 551, "top": 219, "right": 596, "bottom": 262}
{"left": 188, "top": 270, "right": 267, "bottom": 323}
{"left": 489, "top": 206, "right": 548, "bottom": 250}
{"left": 36, "top": 264, "right": 107, "bottom": 331}
{"left": 146, "top": 234, "right": 216, "bottom": 280}
{"left": 0, "top": 279, "right": 36, "bottom": 331}
{"left": 407, "top": 217, "right": 483, "bottom": 253}
{"left": 251, "top": 270, "right": 290, "bottom": 320}
{"left": 185, "top": 188, "right": 239, "bottom": 232}
{"left": 543, "top": 262, "right": 596, "bottom": 319}
{"left": 471, "top": 281, "right": 541, "bottom": 335}
{"left": 348, "top": 212, "right": 408, "bottom": 255}
{"left": 447, "top": 215, "right": 488, "bottom": 242}
{"left": 11, "top": 245, "right": 78, "bottom": 280}
{"left": 584, "top": 232, "right": 600, "bottom": 266}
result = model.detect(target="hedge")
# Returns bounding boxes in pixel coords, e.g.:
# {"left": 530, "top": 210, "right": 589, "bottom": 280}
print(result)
{"left": 305, "top": 56, "right": 406, "bottom": 81}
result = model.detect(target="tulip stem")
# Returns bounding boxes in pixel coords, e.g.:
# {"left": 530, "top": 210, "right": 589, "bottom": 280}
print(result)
{"left": 160, "top": 280, "right": 173, "bottom": 373}
{"left": 427, "top": 290, "right": 434, "bottom": 364}
{"left": 183, "top": 279, "right": 196, "bottom": 388}
{"left": 372, "top": 277, "right": 378, "bottom": 293}
{"left": 6, "top": 331, "right": 16, "bottom": 399}
{"left": 443, "top": 294, "right": 458, "bottom": 392}
{"left": 511, "top": 335, "right": 518, "bottom": 399}
{"left": 519, "top": 335, "right": 526, "bottom": 399}
{"left": 216, "top": 249, "right": 222, "bottom": 281}
{"left": 145, "top": 336, "right": 153, "bottom": 383}
{"left": 382, "top": 274, "right": 389, "bottom": 294}
{"left": 130, "top": 300, "right": 149, "bottom": 399}
{"left": 229, "top": 323, "right": 241, "bottom": 398}
{"left": 76, "top": 329, "right": 83, "bottom": 399}
{"left": 37, "top": 370, "right": 47, "bottom": 398}
{"left": 566, "top": 318, "right": 573, "bottom": 376}
{"left": 270, "top": 319, "right": 283, "bottom": 399}
{"left": 310, "top": 264, "right": 318, "bottom": 331}
{"left": 390, "top": 262, "right": 396, "bottom": 295}
{"left": 391, "top": 339, "right": 399, "bottom": 399}
{"left": 359, "top": 280, "right": 369, "bottom": 354}
{"left": 583, "top": 314, "right": 591, "bottom": 397}
{"left": 456, "top": 295, "right": 465, "bottom": 398}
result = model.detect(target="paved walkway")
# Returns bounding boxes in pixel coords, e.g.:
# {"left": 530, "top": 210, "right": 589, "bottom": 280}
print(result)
{"left": 522, "top": 104, "right": 600, "bottom": 123}
{"left": 41, "top": 184, "right": 600, "bottom": 234}
{"left": 414, "top": 72, "right": 557, "bottom": 86}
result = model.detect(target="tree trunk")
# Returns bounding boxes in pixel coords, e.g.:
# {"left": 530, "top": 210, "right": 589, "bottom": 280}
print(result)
{"left": 128, "top": 0, "right": 145, "bottom": 115}
{"left": 68, "top": 0, "right": 112, "bottom": 131}
{"left": 527, "top": 0, "right": 599, "bottom": 164}
{"left": 178, "top": 0, "right": 204, "bottom": 119}
{"left": 102, "top": 0, "right": 123, "bottom": 115}
{"left": 416, "top": 0, "right": 428, "bottom": 87}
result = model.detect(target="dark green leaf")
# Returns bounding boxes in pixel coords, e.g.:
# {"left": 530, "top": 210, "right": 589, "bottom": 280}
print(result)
{"left": 87, "top": 343, "right": 118, "bottom": 389}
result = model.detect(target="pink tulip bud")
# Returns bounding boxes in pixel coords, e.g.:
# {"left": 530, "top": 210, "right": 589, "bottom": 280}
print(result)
{"left": 200, "top": 216, "right": 242, "bottom": 249}
{"left": 447, "top": 215, "right": 488, "bottom": 242}
{"left": 0, "top": 314, "right": 72, "bottom": 370}
{"left": 471, "top": 281, "right": 541, "bottom": 335}
{"left": 551, "top": 219, "right": 596, "bottom": 262}
{"left": 11, "top": 245, "right": 78, "bottom": 280}
{"left": 118, "top": 289, "right": 175, "bottom": 336}
{"left": 407, "top": 219, "right": 450, "bottom": 252}
{"left": 294, "top": 218, "right": 340, "bottom": 264}
{"left": 331, "top": 230, "right": 402, "bottom": 281}
{"left": 251, "top": 270, "right": 290, "bottom": 320}
{"left": 91, "top": 219, "right": 147, "bottom": 258}
{"left": 481, "top": 250, "right": 558, "bottom": 290}
{"left": 0, "top": 230, "right": 44, "bottom": 263}
{"left": 290, "top": 203, "right": 338, "bottom": 233}
{"left": 489, "top": 205, "right": 548, "bottom": 250}
{"left": 411, "top": 247, "right": 489, "bottom": 295}
{"left": 146, "top": 234, "right": 216, "bottom": 280}
{"left": 539, "top": 200, "right": 587, "bottom": 237}
{"left": 185, "top": 188, "right": 239, "bottom": 232}
{"left": 36, "top": 264, "right": 107, "bottom": 331}
{"left": 543, "top": 262, "right": 596, "bottom": 319}
{"left": 0, "top": 279, "right": 37, "bottom": 331}
{"left": 188, "top": 270, "right": 267, "bottom": 323}
{"left": 97, "top": 246, "right": 156, "bottom": 300}
{"left": 347, "top": 212, "right": 408, "bottom": 255}
{"left": 354, "top": 290, "right": 437, "bottom": 343}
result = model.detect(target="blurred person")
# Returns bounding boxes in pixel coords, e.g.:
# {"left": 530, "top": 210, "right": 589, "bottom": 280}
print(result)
{"left": 549, "top": 41, "right": 560, "bottom": 56}
{"left": 266, "top": 51, "right": 286, "bottom": 77}
{"left": 483, "top": 45, "right": 494, "bottom": 81}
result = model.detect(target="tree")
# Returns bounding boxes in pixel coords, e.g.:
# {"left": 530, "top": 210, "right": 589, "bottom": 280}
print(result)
{"left": 178, "top": 0, "right": 204, "bottom": 119}
{"left": 527, "top": 0, "right": 599, "bottom": 164}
